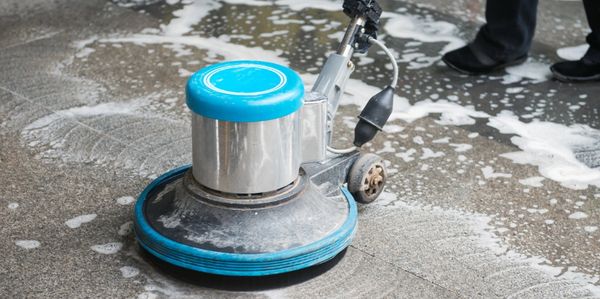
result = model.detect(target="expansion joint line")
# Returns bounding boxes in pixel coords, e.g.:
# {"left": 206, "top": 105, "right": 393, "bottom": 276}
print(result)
{"left": 349, "top": 244, "right": 461, "bottom": 296}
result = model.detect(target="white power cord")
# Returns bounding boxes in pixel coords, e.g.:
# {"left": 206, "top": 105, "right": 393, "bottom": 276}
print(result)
{"left": 367, "top": 36, "right": 398, "bottom": 88}
{"left": 327, "top": 145, "right": 357, "bottom": 154}
{"left": 326, "top": 37, "right": 399, "bottom": 155}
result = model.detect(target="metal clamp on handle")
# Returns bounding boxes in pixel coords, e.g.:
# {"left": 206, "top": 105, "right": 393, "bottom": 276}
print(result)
{"left": 340, "top": 0, "right": 383, "bottom": 54}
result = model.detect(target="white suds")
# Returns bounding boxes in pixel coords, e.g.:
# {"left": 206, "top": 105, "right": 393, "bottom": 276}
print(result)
{"left": 375, "top": 191, "right": 399, "bottom": 207}
{"left": 8, "top": 202, "right": 19, "bottom": 209}
{"left": 420, "top": 148, "right": 445, "bottom": 159}
{"left": 433, "top": 137, "right": 450, "bottom": 143}
{"left": 568, "top": 212, "right": 589, "bottom": 220}
{"left": 118, "top": 221, "right": 134, "bottom": 236}
{"left": 100, "top": 34, "right": 287, "bottom": 65}
{"left": 527, "top": 208, "right": 548, "bottom": 214}
{"left": 557, "top": 44, "right": 588, "bottom": 61}
{"left": 271, "top": 0, "right": 340, "bottom": 11}
{"left": 413, "top": 136, "right": 424, "bottom": 145}
{"left": 160, "top": 0, "right": 222, "bottom": 36}
{"left": 488, "top": 111, "right": 600, "bottom": 189}
{"left": 91, "top": 242, "right": 123, "bottom": 254}
{"left": 383, "top": 12, "right": 465, "bottom": 69}
{"left": 383, "top": 124, "right": 404, "bottom": 133}
{"left": 502, "top": 60, "right": 552, "bottom": 84}
{"left": 518, "top": 176, "right": 545, "bottom": 187}
{"left": 24, "top": 101, "right": 143, "bottom": 134}
{"left": 396, "top": 148, "right": 417, "bottom": 162}
{"left": 15, "top": 240, "right": 40, "bottom": 249}
{"left": 73, "top": 36, "right": 98, "bottom": 59}
{"left": 65, "top": 214, "right": 97, "bottom": 229}
{"left": 116, "top": 196, "right": 135, "bottom": 205}
{"left": 75, "top": 47, "right": 95, "bottom": 59}
{"left": 120, "top": 266, "right": 140, "bottom": 278}
{"left": 506, "top": 87, "right": 524, "bottom": 94}
{"left": 158, "top": 214, "right": 181, "bottom": 229}
{"left": 449, "top": 143, "right": 472, "bottom": 152}
{"left": 481, "top": 166, "right": 512, "bottom": 179}
{"left": 177, "top": 68, "right": 193, "bottom": 77}
{"left": 392, "top": 100, "right": 487, "bottom": 125}
{"left": 584, "top": 226, "right": 598, "bottom": 233}
{"left": 376, "top": 141, "right": 395, "bottom": 154}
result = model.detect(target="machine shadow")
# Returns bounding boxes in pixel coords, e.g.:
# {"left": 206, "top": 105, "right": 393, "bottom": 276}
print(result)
{"left": 139, "top": 246, "right": 348, "bottom": 291}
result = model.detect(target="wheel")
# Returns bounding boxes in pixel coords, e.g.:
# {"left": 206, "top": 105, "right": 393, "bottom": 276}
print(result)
{"left": 347, "top": 153, "right": 386, "bottom": 204}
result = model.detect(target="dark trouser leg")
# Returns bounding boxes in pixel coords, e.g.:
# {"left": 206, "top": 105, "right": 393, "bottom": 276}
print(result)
{"left": 583, "top": 0, "right": 600, "bottom": 62}
{"left": 473, "top": 0, "right": 538, "bottom": 62}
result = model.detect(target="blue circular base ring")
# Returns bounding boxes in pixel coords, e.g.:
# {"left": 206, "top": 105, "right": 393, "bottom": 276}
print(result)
{"left": 134, "top": 165, "right": 358, "bottom": 277}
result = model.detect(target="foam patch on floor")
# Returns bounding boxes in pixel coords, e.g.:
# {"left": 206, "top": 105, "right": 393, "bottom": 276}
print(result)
{"left": 387, "top": 99, "right": 600, "bottom": 190}
{"left": 119, "top": 266, "right": 140, "bottom": 278}
{"left": 489, "top": 111, "right": 600, "bottom": 189}
{"left": 382, "top": 12, "right": 465, "bottom": 69}
{"left": 99, "top": 34, "right": 286, "bottom": 64}
{"left": 91, "top": 242, "right": 123, "bottom": 254}
{"left": 153, "top": 0, "right": 340, "bottom": 38}
{"left": 15, "top": 240, "right": 41, "bottom": 249}
{"left": 116, "top": 196, "right": 135, "bottom": 205}
{"left": 557, "top": 44, "right": 588, "bottom": 61}
{"left": 65, "top": 213, "right": 97, "bottom": 229}
{"left": 502, "top": 60, "right": 552, "bottom": 84}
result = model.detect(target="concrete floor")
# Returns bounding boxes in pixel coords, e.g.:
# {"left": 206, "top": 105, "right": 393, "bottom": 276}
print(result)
{"left": 1, "top": 0, "right": 599, "bottom": 298}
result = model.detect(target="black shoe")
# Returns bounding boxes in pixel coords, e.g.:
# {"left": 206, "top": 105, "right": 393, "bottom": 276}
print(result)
{"left": 551, "top": 58, "right": 600, "bottom": 82}
{"left": 442, "top": 44, "right": 527, "bottom": 75}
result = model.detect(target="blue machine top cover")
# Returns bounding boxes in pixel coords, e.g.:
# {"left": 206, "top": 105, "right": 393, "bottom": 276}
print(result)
{"left": 186, "top": 60, "right": 304, "bottom": 122}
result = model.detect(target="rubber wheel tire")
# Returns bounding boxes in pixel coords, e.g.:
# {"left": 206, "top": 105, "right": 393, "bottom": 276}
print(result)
{"left": 347, "top": 153, "right": 386, "bottom": 204}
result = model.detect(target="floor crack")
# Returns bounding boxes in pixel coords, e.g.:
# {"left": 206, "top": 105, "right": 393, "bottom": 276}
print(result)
{"left": 349, "top": 244, "right": 463, "bottom": 297}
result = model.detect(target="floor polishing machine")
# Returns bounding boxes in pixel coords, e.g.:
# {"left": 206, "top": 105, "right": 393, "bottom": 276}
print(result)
{"left": 134, "top": 0, "right": 399, "bottom": 276}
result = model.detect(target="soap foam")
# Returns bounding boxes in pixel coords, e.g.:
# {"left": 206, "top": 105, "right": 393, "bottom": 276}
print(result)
{"left": 120, "top": 266, "right": 140, "bottom": 278}
{"left": 383, "top": 12, "right": 465, "bottom": 69}
{"left": 65, "top": 214, "right": 97, "bottom": 229}
{"left": 557, "top": 44, "right": 589, "bottom": 61}
{"left": 502, "top": 60, "right": 552, "bottom": 84}
{"left": 15, "top": 240, "right": 41, "bottom": 249}
{"left": 116, "top": 196, "right": 135, "bottom": 205}
{"left": 91, "top": 242, "right": 123, "bottom": 254}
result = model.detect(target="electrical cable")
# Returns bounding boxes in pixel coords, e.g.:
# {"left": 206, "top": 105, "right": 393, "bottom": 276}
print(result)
{"left": 367, "top": 36, "right": 398, "bottom": 88}
{"left": 327, "top": 145, "right": 358, "bottom": 154}
{"left": 327, "top": 37, "right": 399, "bottom": 154}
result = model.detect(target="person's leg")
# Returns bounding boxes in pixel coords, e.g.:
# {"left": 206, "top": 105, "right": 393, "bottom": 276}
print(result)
{"left": 473, "top": 0, "right": 538, "bottom": 61}
{"left": 442, "top": 0, "right": 538, "bottom": 75}
{"left": 551, "top": 0, "right": 600, "bottom": 81}
{"left": 583, "top": 0, "right": 600, "bottom": 62}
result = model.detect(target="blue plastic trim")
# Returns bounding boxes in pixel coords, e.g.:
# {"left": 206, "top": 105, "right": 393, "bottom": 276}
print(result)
{"left": 134, "top": 165, "right": 357, "bottom": 276}
{"left": 186, "top": 60, "right": 304, "bottom": 122}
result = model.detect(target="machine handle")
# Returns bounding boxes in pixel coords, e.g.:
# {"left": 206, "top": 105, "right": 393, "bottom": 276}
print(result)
{"left": 340, "top": 0, "right": 382, "bottom": 54}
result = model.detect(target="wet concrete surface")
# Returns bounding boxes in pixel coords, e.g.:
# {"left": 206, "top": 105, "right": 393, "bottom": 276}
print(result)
{"left": 1, "top": 0, "right": 600, "bottom": 298}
